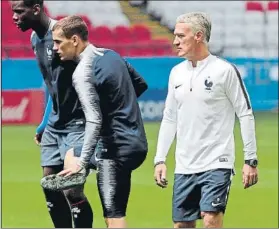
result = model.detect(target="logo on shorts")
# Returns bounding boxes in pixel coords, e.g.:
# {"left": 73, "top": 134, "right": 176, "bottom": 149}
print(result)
{"left": 211, "top": 198, "right": 223, "bottom": 207}
{"left": 95, "top": 152, "right": 101, "bottom": 162}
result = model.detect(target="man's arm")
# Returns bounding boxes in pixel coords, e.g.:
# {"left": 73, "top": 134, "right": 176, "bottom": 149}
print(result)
{"left": 36, "top": 94, "right": 52, "bottom": 134}
{"left": 34, "top": 94, "right": 52, "bottom": 145}
{"left": 124, "top": 59, "right": 148, "bottom": 98}
{"left": 225, "top": 65, "right": 257, "bottom": 160}
{"left": 225, "top": 64, "right": 258, "bottom": 189}
{"left": 153, "top": 69, "right": 177, "bottom": 188}
{"left": 73, "top": 67, "right": 102, "bottom": 168}
{"left": 154, "top": 69, "right": 177, "bottom": 164}
{"left": 31, "top": 30, "right": 51, "bottom": 134}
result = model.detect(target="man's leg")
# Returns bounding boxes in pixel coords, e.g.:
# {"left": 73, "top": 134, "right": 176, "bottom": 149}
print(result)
{"left": 172, "top": 174, "right": 201, "bottom": 228}
{"left": 41, "top": 130, "right": 73, "bottom": 228}
{"left": 199, "top": 169, "right": 234, "bottom": 228}
{"left": 96, "top": 159, "right": 131, "bottom": 228}
{"left": 174, "top": 221, "right": 196, "bottom": 228}
{"left": 201, "top": 212, "right": 223, "bottom": 228}
{"left": 63, "top": 149, "right": 93, "bottom": 228}
{"left": 42, "top": 166, "right": 73, "bottom": 228}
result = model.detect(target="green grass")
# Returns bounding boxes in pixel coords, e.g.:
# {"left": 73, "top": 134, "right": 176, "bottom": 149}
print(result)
{"left": 2, "top": 112, "right": 278, "bottom": 228}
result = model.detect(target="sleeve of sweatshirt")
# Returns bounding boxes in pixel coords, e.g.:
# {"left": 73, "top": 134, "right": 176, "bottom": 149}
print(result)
{"left": 225, "top": 64, "right": 257, "bottom": 160}
{"left": 154, "top": 69, "right": 177, "bottom": 164}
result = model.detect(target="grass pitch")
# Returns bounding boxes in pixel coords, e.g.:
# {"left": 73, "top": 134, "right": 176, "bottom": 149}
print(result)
{"left": 2, "top": 112, "right": 278, "bottom": 228}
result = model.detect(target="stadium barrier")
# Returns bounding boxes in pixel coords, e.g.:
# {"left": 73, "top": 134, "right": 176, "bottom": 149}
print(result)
{"left": 2, "top": 57, "right": 278, "bottom": 123}
{"left": 2, "top": 90, "right": 44, "bottom": 125}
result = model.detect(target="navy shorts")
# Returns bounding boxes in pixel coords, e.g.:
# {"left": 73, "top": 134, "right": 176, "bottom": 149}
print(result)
{"left": 74, "top": 142, "right": 147, "bottom": 218}
{"left": 40, "top": 129, "right": 84, "bottom": 167}
{"left": 172, "top": 169, "right": 234, "bottom": 222}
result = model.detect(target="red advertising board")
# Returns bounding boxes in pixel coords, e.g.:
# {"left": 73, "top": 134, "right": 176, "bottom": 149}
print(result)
{"left": 2, "top": 90, "right": 44, "bottom": 125}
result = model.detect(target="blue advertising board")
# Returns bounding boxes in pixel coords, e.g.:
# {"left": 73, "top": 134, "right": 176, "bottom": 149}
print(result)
{"left": 2, "top": 57, "right": 278, "bottom": 121}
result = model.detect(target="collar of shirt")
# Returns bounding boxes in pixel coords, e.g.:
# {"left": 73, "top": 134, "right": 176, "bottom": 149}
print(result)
{"left": 186, "top": 54, "right": 214, "bottom": 69}
{"left": 76, "top": 44, "right": 101, "bottom": 63}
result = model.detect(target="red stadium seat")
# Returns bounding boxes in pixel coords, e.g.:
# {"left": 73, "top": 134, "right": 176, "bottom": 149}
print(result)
{"left": 5, "top": 29, "right": 32, "bottom": 44}
{"left": 2, "top": 5, "right": 11, "bottom": 14}
{"left": 151, "top": 39, "right": 174, "bottom": 56}
{"left": 111, "top": 44, "right": 128, "bottom": 56}
{"left": 129, "top": 47, "right": 146, "bottom": 57}
{"left": 1, "top": 0, "right": 9, "bottom": 6}
{"left": 5, "top": 46, "right": 35, "bottom": 59}
{"left": 246, "top": 1, "right": 264, "bottom": 11}
{"left": 130, "top": 24, "right": 151, "bottom": 41}
{"left": 128, "top": 47, "right": 148, "bottom": 57}
{"left": 112, "top": 25, "right": 133, "bottom": 43}
{"left": 1, "top": 1, "right": 11, "bottom": 10}
{"left": 128, "top": 41, "right": 157, "bottom": 57}
{"left": 2, "top": 48, "right": 8, "bottom": 59}
{"left": 89, "top": 26, "right": 113, "bottom": 45}
{"left": 2, "top": 9, "right": 14, "bottom": 26}
{"left": 267, "top": 1, "right": 279, "bottom": 10}
{"left": 1, "top": 2, "right": 173, "bottom": 58}
{"left": 3, "top": 24, "right": 17, "bottom": 36}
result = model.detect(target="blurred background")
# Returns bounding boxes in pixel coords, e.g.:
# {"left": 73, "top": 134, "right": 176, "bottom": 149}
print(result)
{"left": 1, "top": 1, "right": 278, "bottom": 228}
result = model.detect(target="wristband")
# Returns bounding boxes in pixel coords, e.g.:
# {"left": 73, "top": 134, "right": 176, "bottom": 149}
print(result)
{"left": 154, "top": 161, "right": 165, "bottom": 168}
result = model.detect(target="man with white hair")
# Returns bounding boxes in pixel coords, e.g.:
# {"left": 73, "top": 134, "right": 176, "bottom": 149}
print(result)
{"left": 153, "top": 12, "right": 259, "bottom": 228}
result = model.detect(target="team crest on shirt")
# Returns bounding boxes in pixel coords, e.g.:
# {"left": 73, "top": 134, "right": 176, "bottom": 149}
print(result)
{"left": 204, "top": 76, "right": 213, "bottom": 92}
{"left": 46, "top": 46, "right": 53, "bottom": 60}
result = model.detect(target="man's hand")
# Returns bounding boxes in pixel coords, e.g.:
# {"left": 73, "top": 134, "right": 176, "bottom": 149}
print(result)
{"left": 154, "top": 162, "right": 168, "bottom": 188}
{"left": 41, "top": 164, "right": 89, "bottom": 191}
{"left": 58, "top": 163, "right": 83, "bottom": 177}
{"left": 242, "top": 164, "right": 258, "bottom": 189}
{"left": 34, "top": 132, "right": 43, "bottom": 146}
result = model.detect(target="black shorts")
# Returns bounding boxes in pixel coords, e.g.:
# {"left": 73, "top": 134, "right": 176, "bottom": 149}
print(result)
{"left": 97, "top": 154, "right": 146, "bottom": 218}
{"left": 74, "top": 144, "right": 147, "bottom": 218}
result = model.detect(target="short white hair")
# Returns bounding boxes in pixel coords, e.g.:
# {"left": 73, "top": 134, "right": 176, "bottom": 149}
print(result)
{"left": 176, "top": 12, "right": 211, "bottom": 43}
